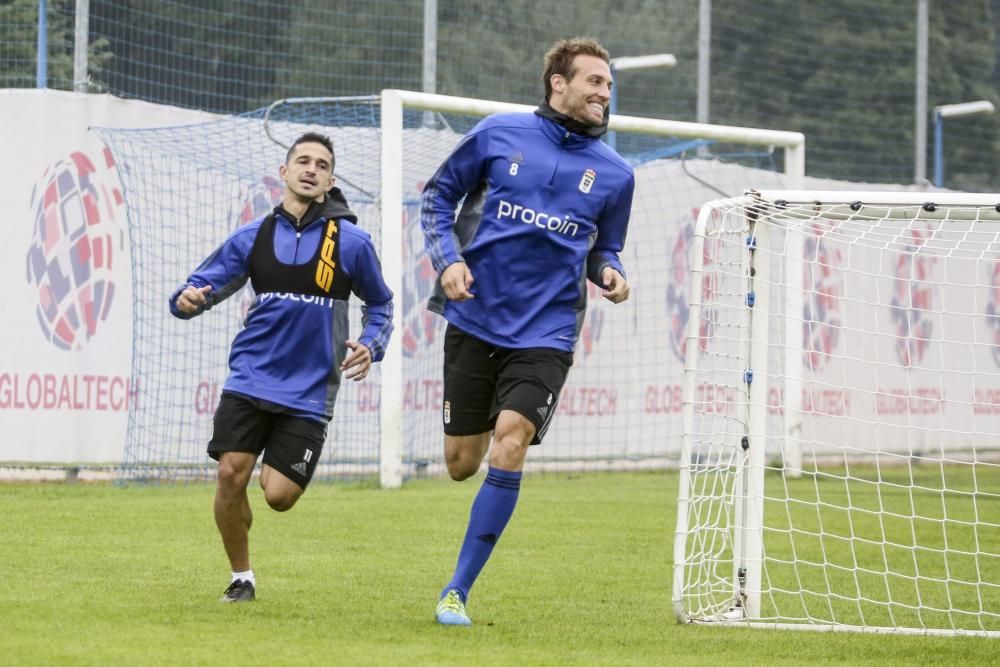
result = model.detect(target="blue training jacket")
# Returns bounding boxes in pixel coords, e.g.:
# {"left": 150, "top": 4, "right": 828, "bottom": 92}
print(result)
{"left": 421, "top": 110, "right": 634, "bottom": 352}
{"left": 169, "top": 191, "right": 393, "bottom": 421}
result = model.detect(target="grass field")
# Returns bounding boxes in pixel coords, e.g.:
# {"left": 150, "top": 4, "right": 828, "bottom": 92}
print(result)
{"left": 759, "top": 464, "right": 1000, "bottom": 631}
{"left": 679, "top": 463, "right": 1000, "bottom": 633}
{"left": 2, "top": 471, "right": 998, "bottom": 665}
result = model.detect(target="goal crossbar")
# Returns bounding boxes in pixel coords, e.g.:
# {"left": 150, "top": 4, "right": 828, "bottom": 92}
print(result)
{"left": 96, "top": 90, "right": 807, "bottom": 488}
{"left": 378, "top": 89, "right": 806, "bottom": 488}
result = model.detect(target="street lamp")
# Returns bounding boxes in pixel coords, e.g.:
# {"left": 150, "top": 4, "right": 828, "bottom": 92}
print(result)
{"left": 608, "top": 53, "right": 677, "bottom": 151}
{"left": 933, "top": 100, "right": 995, "bottom": 187}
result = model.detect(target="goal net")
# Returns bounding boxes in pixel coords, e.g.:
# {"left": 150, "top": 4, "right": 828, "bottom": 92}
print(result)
{"left": 673, "top": 190, "right": 1000, "bottom": 636}
{"left": 93, "top": 91, "right": 803, "bottom": 486}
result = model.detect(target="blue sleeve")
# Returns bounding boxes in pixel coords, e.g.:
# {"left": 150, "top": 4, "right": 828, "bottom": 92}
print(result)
{"left": 420, "top": 126, "right": 489, "bottom": 273}
{"left": 168, "top": 223, "right": 258, "bottom": 319}
{"left": 587, "top": 172, "right": 634, "bottom": 286}
{"left": 341, "top": 225, "right": 394, "bottom": 363}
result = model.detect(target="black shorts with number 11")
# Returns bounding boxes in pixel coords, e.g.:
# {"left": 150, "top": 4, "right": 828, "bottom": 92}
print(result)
{"left": 442, "top": 324, "right": 573, "bottom": 445}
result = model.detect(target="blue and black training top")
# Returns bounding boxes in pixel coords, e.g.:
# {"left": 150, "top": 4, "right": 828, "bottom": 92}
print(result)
{"left": 420, "top": 107, "right": 634, "bottom": 352}
{"left": 169, "top": 189, "right": 394, "bottom": 422}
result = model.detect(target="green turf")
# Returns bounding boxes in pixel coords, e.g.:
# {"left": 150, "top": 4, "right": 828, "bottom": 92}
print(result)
{"left": 1, "top": 472, "right": 997, "bottom": 665}
{"left": 756, "top": 465, "right": 1000, "bottom": 631}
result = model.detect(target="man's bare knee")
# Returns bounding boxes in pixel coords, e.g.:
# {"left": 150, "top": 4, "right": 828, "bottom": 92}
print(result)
{"left": 489, "top": 438, "right": 529, "bottom": 471}
{"left": 217, "top": 457, "right": 251, "bottom": 493}
{"left": 444, "top": 445, "right": 479, "bottom": 480}
{"left": 444, "top": 433, "right": 490, "bottom": 481}
{"left": 258, "top": 464, "right": 304, "bottom": 511}
{"left": 488, "top": 411, "right": 534, "bottom": 471}
{"left": 264, "top": 490, "right": 300, "bottom": 512}
{"left": 446, "top": 460, "right": 479, "bottom": 481}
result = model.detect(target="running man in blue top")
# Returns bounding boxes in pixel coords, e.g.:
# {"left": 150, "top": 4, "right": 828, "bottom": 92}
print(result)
{"left": 170, "top": 132, "right": 394, "bottom": 603}
{"left": 422, "top": 37, "right": 634, "bottom": 625}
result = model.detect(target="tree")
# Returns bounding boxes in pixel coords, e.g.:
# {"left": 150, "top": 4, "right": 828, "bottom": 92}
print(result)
{"left": 933, "top": 0, "right": 999, "bottom": 190}
{"left": 90, "top": 0, "right": 293, "bottom": 113}
{"left": 9, "top": 0, "right": 996, "bottom": 190}
{"left": 277, "top": 0, "right": 423, "bottom": 101}
{"left": 0, "top": 0, "right": 111, "bottom": 90}
{"left": 435, "top": 0, "right": 697, "bottom": 117}
{"left": 709, "top": 0, "right": 998, "bottom": 187}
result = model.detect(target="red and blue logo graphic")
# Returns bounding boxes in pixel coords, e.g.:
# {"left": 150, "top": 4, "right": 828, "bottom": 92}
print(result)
{"left": 666, "top": 209, "right": 720, "bottom": 363}
{"left": 25, "top": 148, "right": 124, "bottom": 351}
{"left": 889, "top": 229, "right": 936, "bottom": 367}
{"left": 574, "top": 282, "right": 605, "bottom": 364}
{"left": 666, "top": 219, "right": 695, "bottom": 362}
{"left": 400, "top": 183, "right": 444, "bottom": 358}
{"left": 236, "top": 175, "right": 283, "bottom": 227}
{"left": 802, "top": 222, "right": 843, "bottom": 371}
{"left": 984, "top": 262, "right": 1000, "bottom": 367}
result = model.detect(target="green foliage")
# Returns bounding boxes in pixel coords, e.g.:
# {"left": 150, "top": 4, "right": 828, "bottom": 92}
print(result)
{"left": 709, "top": 0, "right": 999, "bottom": 185}
{"left": 934, "top": 0, "right": 1000, "bottom": 190}
{"left": 2, "top": 0, "right": 999, "bottom": 187}
{"left": 89, "top": 0, "right": 294, "bottom": 112}
{"left": 434, "top": 0, "right": 697, "bottom": 117}
{"left": 0, "top": 0, "right": 44, "bottom": 88}
{"left": 280, "top": 0, "right": 422, "bottom": 96}
{"left": 0, "top": 0, "right": 111, "bottom": 90}
{"left": 1, "top": 473, "right": 998, "bottom": 665}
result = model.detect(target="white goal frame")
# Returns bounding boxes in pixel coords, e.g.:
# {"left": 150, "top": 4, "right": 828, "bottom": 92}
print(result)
{"left": 673, "top": 189, "right": 1000, "bottom": 637}
{"left": 377, "top": 89, "right": 805, "bottom": 488}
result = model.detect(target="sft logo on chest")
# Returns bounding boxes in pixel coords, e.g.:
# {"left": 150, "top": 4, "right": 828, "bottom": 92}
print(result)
{"left": 315, "top": 219, "right": 338, "bottom": 292}
{"left": 579, "top": 169, "right": 596, "bottom": 194}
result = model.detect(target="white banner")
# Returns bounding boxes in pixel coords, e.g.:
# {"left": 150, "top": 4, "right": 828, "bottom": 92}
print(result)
{"left": 769, "top": 212, "right": 1000, "bottom": 458}
{"left": 0, "top": 90, "right": 218, "bottom": 463}
{"left": 5, "top": 91, "right": 973, "bottom": 466}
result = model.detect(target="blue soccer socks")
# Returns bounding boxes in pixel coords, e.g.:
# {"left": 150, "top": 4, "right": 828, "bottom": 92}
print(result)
{"left": 442, "top": 466, "right": 522, "bottom": 603}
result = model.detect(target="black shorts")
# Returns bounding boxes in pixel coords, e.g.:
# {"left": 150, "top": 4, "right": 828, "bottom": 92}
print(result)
{"left": 208, "top": 392, "right": 327, "bottom": 488}
{"left": 442, "top": 324, "right": 573, "bottom": 445}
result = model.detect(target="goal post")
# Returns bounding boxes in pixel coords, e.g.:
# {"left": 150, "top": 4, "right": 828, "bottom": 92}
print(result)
{"left": 673, "top": 189, "right": 1000, "bottom": 636}
{"left": 96, "top": 91, "right": 805, "bottom": 487}
{"left": 378, "top": 89, "right": 805, "bottom": 487}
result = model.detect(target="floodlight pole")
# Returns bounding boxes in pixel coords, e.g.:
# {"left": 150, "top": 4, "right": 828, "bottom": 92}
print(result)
{"left": 697, "top": 0, "right": 711, "bottom": 125}
{"left": 36, "top": 0, "right": 48, "bottom": 88}
{"left": 932, "top": 100, "right": 995, "bottom": 188}
{"left": 421, "top": 0, "right": 438, "bottom": 127}
{"left": 608, "top": 53, "right": 677, "bottom": 151}
{"left": 73, "top": 0, "right": 91, "bottom": 92}
{"left": 914, "top": 0, "right": 928, "bottom": 183}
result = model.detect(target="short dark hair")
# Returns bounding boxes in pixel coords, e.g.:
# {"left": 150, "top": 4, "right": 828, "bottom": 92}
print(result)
{"left": 286, "top": 132, "right": 335, "bottom": 169}
{"left": 542, "top": 37, "right": 611, "bottom": 100}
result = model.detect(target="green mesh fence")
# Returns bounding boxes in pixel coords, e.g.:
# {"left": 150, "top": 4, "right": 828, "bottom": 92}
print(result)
{"left": 3, "top": 3, "right": 999, "bottom": 191}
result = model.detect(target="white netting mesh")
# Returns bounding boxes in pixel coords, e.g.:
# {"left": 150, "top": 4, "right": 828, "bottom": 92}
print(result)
{"left": 95, "top": 97, "right": 796, "bottom": 483}
{"left": 675, "top": 191, "right": 1000, "bottom": 636}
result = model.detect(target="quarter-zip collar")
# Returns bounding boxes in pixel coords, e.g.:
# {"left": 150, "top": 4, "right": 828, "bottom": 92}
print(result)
{"left": 534, "top": 99, "right": 609, "bottom": 139}
{"left": 274, "top": 187, "right": 358, "bottom": 230}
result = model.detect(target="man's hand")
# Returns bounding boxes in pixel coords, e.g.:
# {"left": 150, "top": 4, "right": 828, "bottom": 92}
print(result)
{"left": 601, "top": 267, "right": 630, "bottom": 303}
{"left": 341, "top": 340, "right": 372, "bottom": 381}
{"left": 440, "top": 262, "right": 474, "bottom": 301}
{"left": 175, "top": 284, "right": 213, "bottom": 314}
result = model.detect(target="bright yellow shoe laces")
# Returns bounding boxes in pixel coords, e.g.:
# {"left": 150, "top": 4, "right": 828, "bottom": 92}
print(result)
{"left": 437, "top": 590, "right": 467, "bottom": 615}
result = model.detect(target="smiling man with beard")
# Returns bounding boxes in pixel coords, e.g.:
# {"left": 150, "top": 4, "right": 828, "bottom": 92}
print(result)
{"left": 420, "top": 37, "right": 635, "bottom": 626}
